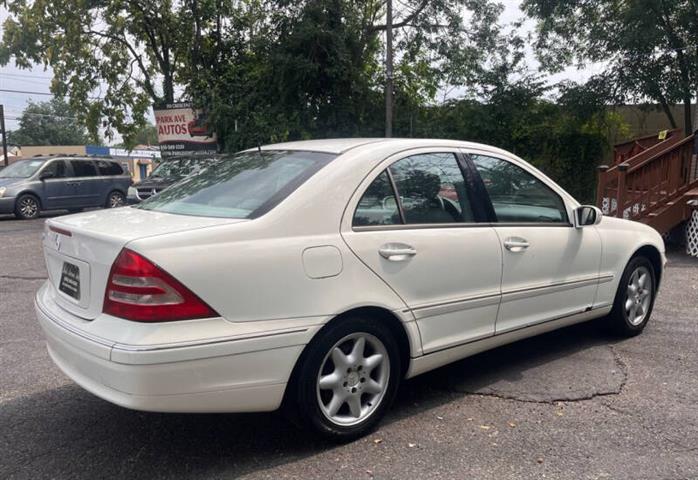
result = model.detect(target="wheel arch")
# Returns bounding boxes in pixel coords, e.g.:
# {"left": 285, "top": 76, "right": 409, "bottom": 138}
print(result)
{"left": 15, "top": 190, "right": 43, "bottom": 209}
{"left": 282, "top": 305, "right": 414, "bottom": 407}
{"left": 632, "top": 244, "right": 663, "bottom": 289}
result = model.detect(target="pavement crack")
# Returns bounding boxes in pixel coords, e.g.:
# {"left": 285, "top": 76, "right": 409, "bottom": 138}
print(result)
{"left": 465, "top": 388, "right": 624, "bottom": 405}
{"left": 460, "top": 344, "right": 629, "bottom": 405}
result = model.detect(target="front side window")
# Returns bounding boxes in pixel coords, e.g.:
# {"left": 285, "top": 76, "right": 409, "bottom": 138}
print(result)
{"left": 71, "top": 160, "right": 98, "bottom": 177}
{"left": 41, "top": 160, "right": 67, "bottom": 178}
{"left": 137, "top": 150, "right": 335, "bottom": 219}
{"left": 471, "top": 154, "right": 568, "bottom": 223}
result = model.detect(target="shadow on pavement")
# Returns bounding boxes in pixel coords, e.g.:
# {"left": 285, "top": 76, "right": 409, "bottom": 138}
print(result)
{"left": 1, "top": 321, "right": 619, "bottom": 479}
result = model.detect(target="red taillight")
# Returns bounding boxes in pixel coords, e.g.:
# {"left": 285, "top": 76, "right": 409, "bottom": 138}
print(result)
{"left": 103, "top": 248, "right": 218, "bottom": 322}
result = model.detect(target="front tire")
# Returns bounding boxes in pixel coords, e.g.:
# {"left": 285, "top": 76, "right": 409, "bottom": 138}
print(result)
{"left": 14, "top": 194, "right": 40, "bottom": 220}
{"left": 290, "top": 317, "right": 401, "bottom": 441}
{"left": 607, "top": 256, "right": 656, "bottom": 337}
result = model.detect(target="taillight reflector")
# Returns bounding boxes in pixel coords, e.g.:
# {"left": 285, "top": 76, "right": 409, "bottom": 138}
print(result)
{"left": 103, "top": 248, "right": 218, "bottom": 322}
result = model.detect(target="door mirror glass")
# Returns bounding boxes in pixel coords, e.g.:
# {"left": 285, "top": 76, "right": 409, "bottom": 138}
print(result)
{"left": 39, "top": 171, "right": 54, "bottom": 180}
{"left": 575, "top": 205, "right": 602, "bottom": 227}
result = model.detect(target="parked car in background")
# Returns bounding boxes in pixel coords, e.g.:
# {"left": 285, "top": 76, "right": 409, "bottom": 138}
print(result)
{"left": 35, "top": 139, "right": 665, "bottom": 440}
{"left": 127, "top": 155, "right": 221, "bottom": 203}
{"left": 0, "top": 156, "right": 131, "bottom": 219}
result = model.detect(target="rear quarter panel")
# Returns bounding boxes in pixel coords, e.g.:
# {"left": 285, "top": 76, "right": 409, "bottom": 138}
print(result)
{"left": 127, "top": 218, "right": 411, "bottom": 324}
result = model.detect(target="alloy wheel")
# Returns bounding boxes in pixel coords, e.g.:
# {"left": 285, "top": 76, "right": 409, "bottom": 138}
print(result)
{"left": 109, "top": 193, "right": 125, "bottom": 208}
{"left": 625, "top": 265, "right": 652, "bottom": 326}
{"left": 19, "top": 197, "right": 38, "bottom": 218}
{"left": 316, "top": 332, "right": 390, "bottom": 427}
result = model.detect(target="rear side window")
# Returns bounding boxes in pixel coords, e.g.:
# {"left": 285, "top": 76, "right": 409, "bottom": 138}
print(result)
{"left": 70, "top": 160, "right": 98, "bottom": 177}
{"left": 353, "top": 153, "right": 475, "bottom": 227}
{"left": 137, "top": 150, "right": 335, "bottom": 219}
{"left": 353, "top": 171, "right": 400, "bottom": 226}
{"left": 96, "top": 160, "right": 123, "bottom": 176}
{"left": 471, "top": 155, "right": 568, "bottom": 223}
{"left": 389, "top": 153, "right": 474, "bottom": 224}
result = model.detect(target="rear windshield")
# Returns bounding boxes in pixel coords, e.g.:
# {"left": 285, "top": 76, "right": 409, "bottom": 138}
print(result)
{"left": 149, "top": 156, "right": 220, "bottom": 181}
{"left": 0, "top": 159, "right": 45, "bottom": 178}
{"left": 136, "top": 150, "right": 336, "bottom": 219}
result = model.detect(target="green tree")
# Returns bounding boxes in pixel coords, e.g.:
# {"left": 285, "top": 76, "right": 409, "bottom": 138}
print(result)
{"left": 7, "top": 98, "right": 92, "bottom": 146}
{"left": 0, "top": 0, "right": 186, "bottom": 144}
{"left": 184, "top": 0, "right": 506, "bottom": 151}
{"left": 522, "top": 0, "right": 698, "bottom": 134}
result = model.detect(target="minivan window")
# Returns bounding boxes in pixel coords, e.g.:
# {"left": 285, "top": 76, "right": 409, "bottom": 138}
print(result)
{"left": 137, "top": 150, "right": 336, "bottom": 219}
{"left": 0, "top": 159, "right": 45, "bottom": 178}
{"left": 70, "top": 160, "right": 98, "bottom": 177}
{"left": 41, "top": 160, "right": 68, "bottom": 178}
{"left": 96, "top": 160, "right": 123, "bottom": 176}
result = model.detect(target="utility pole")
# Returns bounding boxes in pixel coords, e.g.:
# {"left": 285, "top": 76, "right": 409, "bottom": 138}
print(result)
{"left": 0, "top": 105, "right": 8, "bottom": 167}
{"left": 385, "top": 0, "right": 393, "bottom": 138}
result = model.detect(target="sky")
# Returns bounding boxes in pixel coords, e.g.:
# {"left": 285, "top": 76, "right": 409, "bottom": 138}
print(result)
{"left": 0, "top": 1, "right": 604, "bottom": 142}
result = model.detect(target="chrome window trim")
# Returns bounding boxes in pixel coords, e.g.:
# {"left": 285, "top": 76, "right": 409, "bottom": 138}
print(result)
{"left": 352, "top": 221, "right": 575, "bottom": 232}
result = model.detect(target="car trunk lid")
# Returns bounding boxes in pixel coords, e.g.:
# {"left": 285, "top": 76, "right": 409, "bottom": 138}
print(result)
{"left": 43, "top": 207, "right": 245, "bottom": 320}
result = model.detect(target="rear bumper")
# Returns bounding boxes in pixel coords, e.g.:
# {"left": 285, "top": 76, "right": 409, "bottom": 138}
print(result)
{"left": 35, "top": 283, "right": 315, "bottom": 413}
{"left": 0, "top": 197, "right": 15, "bottom": 214}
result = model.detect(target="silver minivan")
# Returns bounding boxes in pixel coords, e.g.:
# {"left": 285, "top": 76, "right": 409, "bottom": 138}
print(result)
{"left": 0, "top": 156, "right": 131, "bottom": 219}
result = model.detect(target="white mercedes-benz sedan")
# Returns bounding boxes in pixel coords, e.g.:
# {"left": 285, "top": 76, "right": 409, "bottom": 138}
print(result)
{"left": 35, "top": 138, "right": 665, "bottom": 439}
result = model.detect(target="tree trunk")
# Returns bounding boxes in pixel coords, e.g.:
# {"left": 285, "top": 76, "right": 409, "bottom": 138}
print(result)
{"left": 659, "top": 97, "right": 677, "bottom": 129}
{"left": 385, "top": 0, "right": 393, "bottom": 138}
{"left": 684, "top": 96, "right": 693, "bottom": 135}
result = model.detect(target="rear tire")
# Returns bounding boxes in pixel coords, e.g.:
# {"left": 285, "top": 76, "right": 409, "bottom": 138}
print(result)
{"left": 14, "top": 194, "right": 40, "bottom": 220}
{"left": 607, "top": 255, "right": 656, "bottom": 337}
{"left": 105, "top": 190, "right": 125, "bottom": 208}
{"left": 289, "top": 317, "right": 401, "bottom": 441}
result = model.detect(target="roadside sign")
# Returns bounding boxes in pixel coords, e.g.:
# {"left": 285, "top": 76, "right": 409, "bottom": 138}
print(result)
{"left": 153, "top": 102, "right": 217, "bottom": 157}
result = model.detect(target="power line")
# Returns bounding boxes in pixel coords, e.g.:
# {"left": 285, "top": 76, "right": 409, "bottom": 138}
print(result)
{"left": 0, "top": 70, "right": 53, "bottom": 80}
{"left": 5, "top": 112, "right": 79, "bottom": 120}
{"left": 0, "top": 88, "right": 102, "bottom": 100}
{"left": 0, "top": 88, "right": 54, "bottom": 96}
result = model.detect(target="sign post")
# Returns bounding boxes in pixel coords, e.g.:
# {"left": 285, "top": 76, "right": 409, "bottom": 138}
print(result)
{"left": 153, "top": 102, "right": 217, "bottom": 158}
{"left": 0, "top": 105, "right": 8, "bottom": 167}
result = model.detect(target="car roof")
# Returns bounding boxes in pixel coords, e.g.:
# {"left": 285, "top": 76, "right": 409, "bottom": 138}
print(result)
{"left": 29, "top": 156, "right": 116, "bottom": 162}
{"left": 249, "top": 138, "right": 512, "bottom": 156}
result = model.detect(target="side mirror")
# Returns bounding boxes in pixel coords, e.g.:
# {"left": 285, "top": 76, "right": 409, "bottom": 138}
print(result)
{"left": 39, "top": 171, "right": 54, "bottom": 180}
{"left": 575, "top": 205, "right": 602, "bottom": 228}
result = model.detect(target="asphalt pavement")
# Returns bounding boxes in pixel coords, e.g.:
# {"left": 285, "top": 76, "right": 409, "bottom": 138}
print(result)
{"left": 1, "top": 214, "right": 697, "bottom": 479}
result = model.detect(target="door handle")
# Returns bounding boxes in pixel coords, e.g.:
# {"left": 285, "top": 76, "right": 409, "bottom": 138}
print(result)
{"left": 504, "top": 237, "right": 530, "bottom": 252}
{"left": 378, "top": 243, "right": 417, "bottom": 261}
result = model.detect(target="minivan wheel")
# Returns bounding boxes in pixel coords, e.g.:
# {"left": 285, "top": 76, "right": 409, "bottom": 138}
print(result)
{"left": 291, "top": 317, "right": 401, "bottom": 441}
{"left": 105, "top": 191, "right": 125, "bottom": 208}
{"left": 14, "top": 194, "right": 40, "bottom": 220}
{"left": 607, "top": 255, "right": 656, "bottom": 337}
